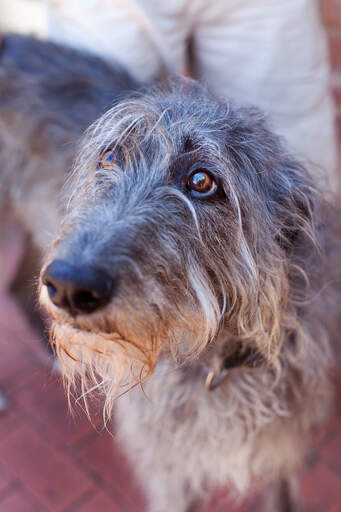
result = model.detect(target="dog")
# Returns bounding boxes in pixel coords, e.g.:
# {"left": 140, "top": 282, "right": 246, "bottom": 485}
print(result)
{"left": 0, "top": 34, "right": 337, "bottom": 512}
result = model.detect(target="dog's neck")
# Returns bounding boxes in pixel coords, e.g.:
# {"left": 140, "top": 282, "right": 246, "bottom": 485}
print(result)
{"left": 198, "top": 332, "right": 265, "bottom": 391}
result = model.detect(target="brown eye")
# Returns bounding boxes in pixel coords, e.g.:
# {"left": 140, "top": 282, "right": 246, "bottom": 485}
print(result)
{"left": 99, "top": 149, "right": 117, "bottom": 169}
{"left": 187, "top": 169, "right": 217, "bottom": 196}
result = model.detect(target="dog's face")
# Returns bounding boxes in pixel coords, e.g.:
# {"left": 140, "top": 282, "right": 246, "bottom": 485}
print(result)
{"left": 39, "top": 79, "right": 317, "bottom": 411}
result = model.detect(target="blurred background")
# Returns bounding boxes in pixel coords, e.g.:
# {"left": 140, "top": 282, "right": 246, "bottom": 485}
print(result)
{"left": 0, "top": 1, "right": 340, "bottom": 511}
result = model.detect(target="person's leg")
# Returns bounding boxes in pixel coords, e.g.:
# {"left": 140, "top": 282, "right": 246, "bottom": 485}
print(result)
{"left": 193, "top": 0, "right": 338, "bottom": 193}
{"left": 135, "top": 0, "right": 194, "bottom": 73}
{"left": 47, "top": 0, "right": 167, "bottom": 81}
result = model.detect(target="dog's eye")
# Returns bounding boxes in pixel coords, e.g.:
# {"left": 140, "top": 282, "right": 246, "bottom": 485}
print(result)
{"left": 99, "top": 149, "right": 117, "bottom": 169}
{"left": 187, "top": 169, "right": 217, "bottom": 197}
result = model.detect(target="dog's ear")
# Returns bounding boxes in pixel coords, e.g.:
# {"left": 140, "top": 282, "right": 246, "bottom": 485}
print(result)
{"left": 268, "top": 157, "right": 320, "bottom": 255}
{"left": 235, "top": 143, "right": 323, "bottom": 361}
{"left": 222, "top": 107, "right": 324, "bottom": 361}
{"left": 253, "top": 158, "right": 321, "bottom": 362}
{"left": 225, "top": 107, "right": 320, "bottom": 255}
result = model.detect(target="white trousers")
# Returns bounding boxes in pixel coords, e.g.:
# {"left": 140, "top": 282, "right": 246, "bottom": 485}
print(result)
{"left": 48, "top": 0, "right": 338, "bottom": 192}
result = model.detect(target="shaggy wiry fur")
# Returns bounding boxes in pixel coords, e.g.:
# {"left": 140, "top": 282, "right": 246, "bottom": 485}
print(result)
{"left": 0, "top": 34, "right": 337, "bottom": 512}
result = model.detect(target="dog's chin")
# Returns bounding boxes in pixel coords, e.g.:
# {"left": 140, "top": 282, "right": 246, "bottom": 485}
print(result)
{"left": 51, "top": 320, "right": 159, "bottom": 364}
{"left": 50, "top": 319, "right": 162, "bottom": 418}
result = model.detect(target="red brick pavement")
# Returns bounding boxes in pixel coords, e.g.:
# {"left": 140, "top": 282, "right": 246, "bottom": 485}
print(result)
{"left": 0, "top": 224, "right": 340, "bottom": 512}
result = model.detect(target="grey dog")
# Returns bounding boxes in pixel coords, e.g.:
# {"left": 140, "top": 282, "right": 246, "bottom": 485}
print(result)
{"left": 0, "top": 34, "right": 337, "bottom": 512}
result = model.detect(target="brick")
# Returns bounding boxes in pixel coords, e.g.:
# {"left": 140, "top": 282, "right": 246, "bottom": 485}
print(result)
{"left": 328, "top": 32, "right": 341, "bottom": 70}
{"left": 321, "top": 0, "right": 341, "bottom": 29}
{"left": 331, "top": 74, "right": 341, "bottom": 107}
{"left": 315, "top": 411, "right": 341, "bottom": 448}
{"left": 73, "top": 490, "right": 121, "bottom": 512}
{"left": 79, "top": 433, "right": 145, "bottom": 510}
{"left": 320, "top": 435, "right": 341, "bottom": 473}
{"left": 0, "top": 424, "right": 92, "bottom": 511}
{"left": 206, "top": 488, "right": 261, "bottom": 512}
{"left": 331, "top": 504, "right": 341, "bottom": 512}
{"left": 0, "top": 223, "right": 23, "bottom": 291}
{"left": 329, "top": 35, "right": 341, "bottom": 72}
{"left": 0, "top": 461, "right": 16, "bottom": 496}
{"left": 11, "top": 367, "right": 101, "bottom": 448}
{"left": 301, "top": 464, "right": 341, "bottom": 511}
{"left": 332, "top": 372, "right": 341, "bottom": 413}
{"left": 0, "top": 484, "right": 45, "bottom": 512}
{"left": 0, "top": 294, "right": 42, "bottom": 383}
{"left": 0, "top": 406, "right": 22, "bottom": 440}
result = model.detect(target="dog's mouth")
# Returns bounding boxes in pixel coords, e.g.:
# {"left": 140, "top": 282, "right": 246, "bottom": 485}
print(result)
{"left": 50, "top": 321, "right": 135, "bottom": 360}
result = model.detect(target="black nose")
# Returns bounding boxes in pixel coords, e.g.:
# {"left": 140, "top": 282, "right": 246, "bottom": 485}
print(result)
{"left": 42, "top": 259, "right": 113, "bottom": 315}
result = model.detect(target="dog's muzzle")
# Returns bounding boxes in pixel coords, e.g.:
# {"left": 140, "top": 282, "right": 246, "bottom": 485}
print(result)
{"left": 42, "top": 259, "right": 113, "bottom": 316}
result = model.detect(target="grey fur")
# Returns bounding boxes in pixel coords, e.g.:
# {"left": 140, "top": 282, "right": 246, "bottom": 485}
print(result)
{"left": 0, "top": 34, "right": 337, "bottom": 512}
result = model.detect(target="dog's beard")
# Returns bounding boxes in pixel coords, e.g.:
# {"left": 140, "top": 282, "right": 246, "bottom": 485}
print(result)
{"left": 51, "top": 321, "right": 157, "bottom": 420}
{"left": 45, "top": 288, "right": 221, "bottom": 420}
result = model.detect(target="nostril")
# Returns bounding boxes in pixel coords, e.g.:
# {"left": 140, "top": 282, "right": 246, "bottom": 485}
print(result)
{"left": 46, "top": 281, "right": 57, "bottom": 299}
{"left": 72, "top": 289, "right": 103, "bottom": 313}
{"left": 42, "top": 275, "right": 70, "bottom": 311}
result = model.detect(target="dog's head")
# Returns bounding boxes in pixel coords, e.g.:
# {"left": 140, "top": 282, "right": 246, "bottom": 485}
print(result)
{"left": 39, "top": 79, "right": 320, "bottom": 412}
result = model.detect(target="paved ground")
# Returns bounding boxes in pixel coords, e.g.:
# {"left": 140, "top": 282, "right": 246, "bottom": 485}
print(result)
{"left": 0, "top": 223, "right": 340, "bottom": 512}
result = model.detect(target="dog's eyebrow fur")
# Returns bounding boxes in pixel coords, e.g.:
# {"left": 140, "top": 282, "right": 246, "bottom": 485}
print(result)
{"left": 182, "top": 135, "right": 195, "bottom": 153}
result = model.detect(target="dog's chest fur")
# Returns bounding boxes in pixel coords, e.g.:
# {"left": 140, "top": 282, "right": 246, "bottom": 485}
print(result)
{"left": 115, "top": 353, "right": 325, "bottom": 503}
